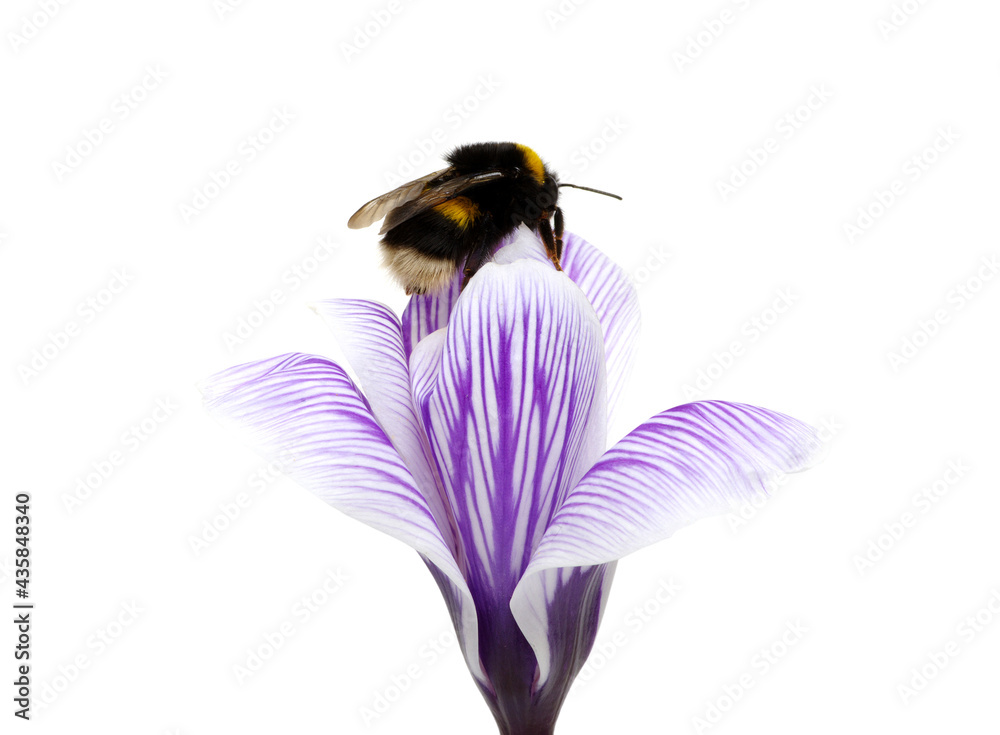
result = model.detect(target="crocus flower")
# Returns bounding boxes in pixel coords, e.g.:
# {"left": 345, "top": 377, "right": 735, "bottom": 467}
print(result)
{"left": 202, "top": 227, "right": 819, "bottom": 735}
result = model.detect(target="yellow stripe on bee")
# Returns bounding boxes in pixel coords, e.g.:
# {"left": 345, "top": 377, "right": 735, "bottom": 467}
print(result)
{"left": 516, "top": 144, "right": 546, "bottom": 184}
{"left": 434, "top": 197, "right": 480, "bottom": 229}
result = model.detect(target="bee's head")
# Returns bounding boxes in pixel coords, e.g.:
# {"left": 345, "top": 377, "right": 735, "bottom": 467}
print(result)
{"left": 509, "top": 171, "right": 559, "bottom": 228}
{"left": 540, "top": 173, "right": 559, "bottom": 214}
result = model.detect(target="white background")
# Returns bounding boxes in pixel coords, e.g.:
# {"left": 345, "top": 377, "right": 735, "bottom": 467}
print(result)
{"left": 3, "top": 1, "right": 999, "bottom": 733}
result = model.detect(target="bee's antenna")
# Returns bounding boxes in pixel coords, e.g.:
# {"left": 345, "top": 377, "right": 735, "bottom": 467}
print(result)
{"left": 557, "top": 183, "right": 622, "bottom": 200}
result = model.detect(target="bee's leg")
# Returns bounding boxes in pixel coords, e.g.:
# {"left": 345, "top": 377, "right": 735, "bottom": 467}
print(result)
{"left": 538, "top": 217, "right": 563, "bottom": 272}
{"left": 553, "top": 207, "right": 565, "bottom": 261}
{"left": 460, "top": 246, "right": 491, "bottom": 292}
{"left": 459, "top": 266, "right": 474, "bottom": 292}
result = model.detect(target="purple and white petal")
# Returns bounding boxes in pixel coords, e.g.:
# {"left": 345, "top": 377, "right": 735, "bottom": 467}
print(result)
{"left": 423, "top": 559, "right": 485, "bottom": 691}
{"left": 312, "top": 299, "right": 458, "bottom": 553}
{"left": 200, "top": 353, "right": 486, "bottom": 683}
{"left": 399, "top": 227, "right": 639, "bottom": 422}
{"left": 492, "top": 228, "right": 641, "bottom": 421}
{"left": 310, "top": 299, "right": 419, "bottom": 450}
{"left": 408, "top": 328, "right": 447, "bottom": 418}
{"left": 561, "top": 232, "right": 640, "bottom": 427}
{"left": 512, "top": 402, "right": 816, "bottom": 685}
{"left": 417, "top": 258, "right": 607, "bottom": 594}
{"left": 507, "top": 562, "right": 616, "bottom": 694}
{"left": 400, "top": 273, "right": 463, "bottom": 358}
{"left": 399, "top": 227, "right": 543, "bottom": 358}
{"left": 414, "top": 258, "right": 608, "bottom": 714}
{"left": 489, "top": 224, "right": 552, "bottom": 267}
{"left": 525, "top": 400, "right": 822, "bottom": 572}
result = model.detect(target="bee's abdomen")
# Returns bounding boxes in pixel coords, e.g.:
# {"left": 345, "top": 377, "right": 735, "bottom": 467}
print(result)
{"left": 379, "top": 243, "right": 455, "bottom": 295}
{"left": 379, "top": 207, "right": 476, "bottom": 294}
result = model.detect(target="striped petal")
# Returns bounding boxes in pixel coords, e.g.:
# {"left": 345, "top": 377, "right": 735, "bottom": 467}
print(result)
{"left": 489, "top": 224, "right": 552, "bottom": 267}
{"left": 523, "top": 400, "right": 821, "bottom": 572}
{"left": 511, "top": 402, "right": 818, "bottom": 688}
{"left": 401, "top": 228, "right": 640, "bottom": 429}
{"left": 200, "top": 353, "right": 485, "bottom": 683}
{"left": 505, "top": 562, "right": 616, "bottom": 708}
{"left": 415, "top": 258, "right": 607, "bottom": 726}
{"left": 409, "top": 328, "right": 447, "bottom": 416}
{"left": 561, "top": 232, "right": 640, "bottom": 426}
{"left": 398, "top": 227, "right": 537, "bottom": 358}
{"left": 311, "top": 299, "right": 457, "bottom": 552}
{"left": 401, "top": 273, "right": 463, "bottom": 358}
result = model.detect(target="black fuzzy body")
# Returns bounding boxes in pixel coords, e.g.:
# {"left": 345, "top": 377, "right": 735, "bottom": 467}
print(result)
{"left": 379, "top": 142, "right": 560, "bottom": 293}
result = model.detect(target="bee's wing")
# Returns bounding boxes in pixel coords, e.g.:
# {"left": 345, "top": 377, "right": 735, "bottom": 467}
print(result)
{"left": 347, "top": 168, "right": 452, "bottom": 230}
{"left": 377, "top": 169, "right": 507, "bottom": 235}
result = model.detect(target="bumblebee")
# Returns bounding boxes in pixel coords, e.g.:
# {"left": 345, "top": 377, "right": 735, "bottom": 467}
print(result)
{"left": 348, "top": 141, "right": 620, "bottom": 294}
